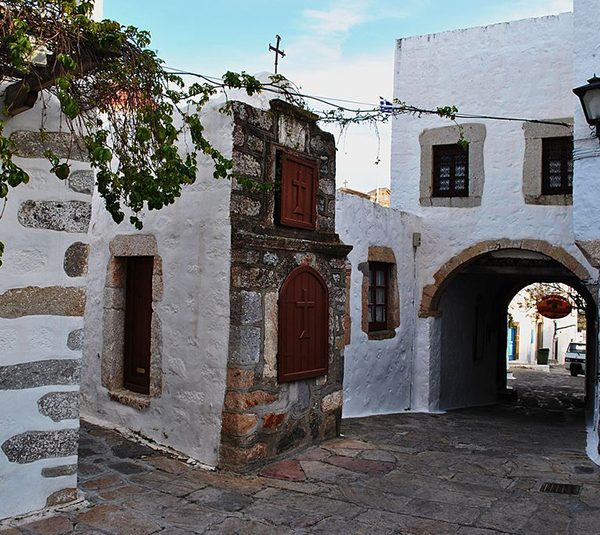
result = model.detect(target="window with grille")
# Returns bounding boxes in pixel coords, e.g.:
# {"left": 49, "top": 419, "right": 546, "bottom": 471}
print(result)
{"left": 432, "top": 144, "right": 469, "bottom": 197}
{"left": 542, "top": 137, "right": 573, "bottom": 195}
{"left": 368, "top": 262, "right": 389, "bottom": 332}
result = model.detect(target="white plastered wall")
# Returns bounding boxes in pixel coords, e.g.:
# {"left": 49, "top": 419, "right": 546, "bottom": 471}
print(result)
{"left": 336, "top": 191, "right": 421, "bottom": 417}
{"left": 573, "top": 0, "right": 600, "bottom": 464}
{"left": 392, "top": 13, "right": 598, "bottom": 410}
{"left": 81, "top": 100, "right": 234, "bottom": 467}
{"left": 0, "top": 98, "right": 84, "bottom": 519}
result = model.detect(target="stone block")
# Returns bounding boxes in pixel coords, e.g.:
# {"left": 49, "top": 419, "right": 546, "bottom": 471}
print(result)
{"left": 229, "top": 325, "right": 261, "bottom": 364}
{"left": 109, "top": 234, "right": 157, "bottom": 256}
{"left": 233, "top": 290, "right": 262, "bottom": 324}
{"left": 220, "top": 442, "right": 268, "bottom": 466}
{"left": 0, "top": 286, "right": 86, "bottom": 318}
{"left": 226, "top": 368, "right": 255, "bottom": 389}
{"left": 321, "top": 390, "right": 343, "bottom": 412}
{"left": 246, "top": 107, "right": 274, "bottom": 131}
{"left": 233, "top": 153, "right": 262, "bottom": 178}
{"left": 18, "top": 200, "right": 91, "bottom": 233}
{"left": 67, "top": 328, "right": 84, "bottom": 351}
{"left": 10, "top": 130, "right": 89, "bottom": 161}
{"left": 278, "top": 115, "right": 308, "bottom": 152}
{"left": 108, "top": 389, "right": 150, "bottom": 411}
{"left": 2, "top": 428, "right": 78, "bottom": 464}
{"left": 231, "top": 195, "right": 261, "bottom": 217}
{"left": 262, "top": 413, "right": 285, "bottom": 429}
{"left": 106, "top": 257, "right": 126, "bottom": 288}
{"left": 263, "top": 291, "right": 278, "bottom": 379}
{"left": 41, "top": 464, "right": 78, "bottom": 478}
{"left": 104, "top": 287, "right": 125, "bottom": 310}
{"left": 224, "top": 390, "right": 278, "bottom": 411}
{"left": 46, "top": 488, "right": 78, "bottom": 507}
{"left": 221, "top": 412, "right": 258, "bottom": 436}
{"left": 64, "top": 241, "right": 89, "bottom": 277}
{"left": 38, "top": 391, "right": 79, "bottom": 422}
{"left": 263, "top": 252, "right": 279, "bottom": 266}
{"left": 259, "top": 459, "right": 306, "bottom": 482}
{"left": 20, "top": 515, "right": 73, "bottom": 534}
{"left": 320, "top": 178, "right": 335, "bottom": 196}
{"left": 278, "top": 426, "right": 307, "bottom": 453}
{"left": 68, "top": 169, "right": 94, "bottom": 194}
{"left": 0, "top": 359, "right": 80, "bottom": 390}
{"left": 247, "top": 134, "right": 265, "bottom": 153}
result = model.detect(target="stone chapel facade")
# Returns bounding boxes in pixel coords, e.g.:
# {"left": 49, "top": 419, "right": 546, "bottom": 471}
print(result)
{"left": 81, "top": 92, "right": 351, "bottom": 473}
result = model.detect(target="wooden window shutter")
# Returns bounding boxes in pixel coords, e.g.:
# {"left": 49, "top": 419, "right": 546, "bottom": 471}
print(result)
{"left": 280, "top": 153, "right": 317, "bottom": 230}
{"left": 278, "top": 266, "right": 328, "bottom": 382}
{"left": 123, "top": 256, "right": 153, "bottom": 394}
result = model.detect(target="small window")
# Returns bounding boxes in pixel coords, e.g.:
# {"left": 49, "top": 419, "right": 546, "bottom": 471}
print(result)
{"left": 542, "top": 137, "right": 573, "bottom": 195}
{"left": 279, "top": 152, "right": 317, "bottom": 230}
{"left": 432, "top": 144, "right": 469, "bottom": 197}
{"left": 368, "top": 262, "right": 389, "bottom": 332}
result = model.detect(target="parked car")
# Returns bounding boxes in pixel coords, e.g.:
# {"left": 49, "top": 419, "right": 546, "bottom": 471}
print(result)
{"left": 565, "top": 342, "right": 586, "bottom": 376}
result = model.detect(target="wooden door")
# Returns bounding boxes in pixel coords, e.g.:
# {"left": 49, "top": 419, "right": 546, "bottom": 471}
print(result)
{"left": 278, "top": 266, "right": 328, "bottom": 382}
{"left": 123, "top": 256, "right": 153, "bottom": 394}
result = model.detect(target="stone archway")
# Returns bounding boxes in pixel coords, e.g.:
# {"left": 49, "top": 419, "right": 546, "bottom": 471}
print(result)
{"left": 420, "top": 239, "right": 594, "bottom": 318}
{"left": 418, "top": 240, "right": 598, "bottom": 412}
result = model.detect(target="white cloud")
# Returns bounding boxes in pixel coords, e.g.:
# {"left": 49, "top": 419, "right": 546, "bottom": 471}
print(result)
{"left": 303, "top": 6, "right": 367, "bottom": 36}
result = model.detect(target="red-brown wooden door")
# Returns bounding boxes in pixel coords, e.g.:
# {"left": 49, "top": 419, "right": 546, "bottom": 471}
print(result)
{"left": 123, "top": 256, "right": 153, "bottom": 394}
{"left": 278, "top": 266, "right": 328, "bottom": 382}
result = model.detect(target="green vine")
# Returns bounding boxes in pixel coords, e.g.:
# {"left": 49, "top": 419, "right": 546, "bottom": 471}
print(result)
{"left": 0, "top": 1, "right": 463, "bottom": 266}
{"left": 0, "top": 0, "right": 269, "bottom": 262}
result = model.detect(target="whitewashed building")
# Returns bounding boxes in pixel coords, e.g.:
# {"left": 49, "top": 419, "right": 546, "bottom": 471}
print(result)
{"left": 339, "top": 0, "right": 600, "bottom": 422}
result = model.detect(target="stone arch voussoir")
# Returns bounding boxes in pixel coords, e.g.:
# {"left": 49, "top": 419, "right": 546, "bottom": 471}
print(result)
{"left": 419, "top": 239, "right": 594, "bottom": 317}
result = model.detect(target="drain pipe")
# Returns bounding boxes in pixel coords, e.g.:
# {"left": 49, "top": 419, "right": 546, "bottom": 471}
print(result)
{"left": 407, "top": 230, "right": 421, "bottom": 410}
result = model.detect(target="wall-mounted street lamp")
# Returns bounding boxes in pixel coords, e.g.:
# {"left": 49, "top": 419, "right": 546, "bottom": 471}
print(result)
{"left": 573, "top": 76, "right": 600, "bottom": 139}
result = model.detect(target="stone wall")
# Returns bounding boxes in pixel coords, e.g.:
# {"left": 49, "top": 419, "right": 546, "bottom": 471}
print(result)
{"left": 220, "top": 100, "right": 351, "bottom": 468}
{"left": 0, "top": 109, "right": 91, "bottom": 519}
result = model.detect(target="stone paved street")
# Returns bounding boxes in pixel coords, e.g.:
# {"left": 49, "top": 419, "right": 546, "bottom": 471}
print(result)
{"left": 2, "top": 368, "right": 600, "bottom": 534}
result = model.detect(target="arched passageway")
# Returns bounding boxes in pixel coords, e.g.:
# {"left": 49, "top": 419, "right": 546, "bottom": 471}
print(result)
{"left": 422, "top": 245, "right": 597, "bottom": 412}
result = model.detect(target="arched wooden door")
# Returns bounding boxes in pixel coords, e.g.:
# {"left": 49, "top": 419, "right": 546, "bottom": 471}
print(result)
{"left": 278, "top": 266, "right": 329, "bottom": 383}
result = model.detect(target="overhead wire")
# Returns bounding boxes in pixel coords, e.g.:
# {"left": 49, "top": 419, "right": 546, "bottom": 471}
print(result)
{"left": 162, "top": 66, "right": 570, "bottom": 127}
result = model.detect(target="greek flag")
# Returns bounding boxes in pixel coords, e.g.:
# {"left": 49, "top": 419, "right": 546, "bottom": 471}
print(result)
{"left": 379, "top": 96, "right": 394, "bottom": 113}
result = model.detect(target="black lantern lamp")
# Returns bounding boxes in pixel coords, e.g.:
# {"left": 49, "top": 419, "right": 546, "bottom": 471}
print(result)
{"left": 573, "top": 75, "right": 600, "bottom": 139}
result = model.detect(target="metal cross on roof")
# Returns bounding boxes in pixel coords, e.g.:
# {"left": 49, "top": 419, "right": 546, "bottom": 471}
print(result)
{"left": 269, "top": 34, "right": 285, "bottom": 74}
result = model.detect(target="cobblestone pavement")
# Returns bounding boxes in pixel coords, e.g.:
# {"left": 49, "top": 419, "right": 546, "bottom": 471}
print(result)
{"left": 3, "top": 368, "right": 600, "bottom": 534}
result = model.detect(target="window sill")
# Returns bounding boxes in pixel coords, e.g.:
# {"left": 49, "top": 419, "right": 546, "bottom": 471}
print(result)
{"left": 420, "top": 196, "right": 481, "bottom": 208}
{"left": 524, "top": 193, "right": 572, "bottom": 206}
{"left": 109, "top": 389, "right": 151, "bottom": 411}
{"left": 368, "top": 329, "right": 396, "bottom": 341}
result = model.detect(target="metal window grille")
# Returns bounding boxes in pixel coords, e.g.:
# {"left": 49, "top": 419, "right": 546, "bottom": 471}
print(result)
{"left": 432, "top": 144, "right": 469, "bottom": 197}
{"left": 542, "top": 137, "right": 573, "bottom": 195}
{"left": 368, "top": 262, "right": 388, "bottom": 331}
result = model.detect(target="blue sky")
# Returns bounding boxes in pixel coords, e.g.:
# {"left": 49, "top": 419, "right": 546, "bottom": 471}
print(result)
{"left": 103, "top": 0, "right": 573, "bottom": 190}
